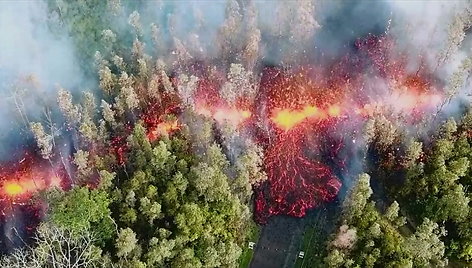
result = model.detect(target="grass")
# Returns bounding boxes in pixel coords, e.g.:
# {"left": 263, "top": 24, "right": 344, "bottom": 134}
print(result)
{"left": 238, "top": 222, "right": 261, "bottom": 268}
{"left": 294, "top": 211, "right": 329, "bottom": 268}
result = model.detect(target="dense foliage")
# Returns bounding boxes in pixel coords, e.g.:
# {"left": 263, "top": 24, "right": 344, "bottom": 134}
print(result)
{"left": 1, "top": 1, "right": 471, "bottom": 268}
{"left": 1, "top": 1, "right": 263, "bottom": 267}
{"left": 324, "top": 112, "right": 472, "bottom": 267}
{"left": 108, "top": 125, "right": 252, "bottom": 267}
{"left": 325, "top": 174, "right": 447, "bottom": 267}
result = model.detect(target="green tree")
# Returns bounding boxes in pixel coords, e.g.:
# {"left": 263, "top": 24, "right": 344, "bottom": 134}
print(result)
{"left": 47, "top": 187, "right": 114, "bottom": 245}
{"left": 116, "top": 228, "right": 139, "bottom": 258}
{"left": 404, "top": 218, "right": 447, "bottom": 267}
{"left": 105, "top": 123, "right": 249, "bottom": 267}
{"left": 343, "top": 173, "right": 373, "bottom": 223}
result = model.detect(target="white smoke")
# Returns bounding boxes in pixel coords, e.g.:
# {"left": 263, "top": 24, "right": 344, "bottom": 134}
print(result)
{"left": 0, "top": 1, "right": 85, "bottom": 160}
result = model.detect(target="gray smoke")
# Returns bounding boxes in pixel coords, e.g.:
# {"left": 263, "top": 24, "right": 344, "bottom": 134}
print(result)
{"left": 0, "top": 0, "right": 470, "bottom": 191}
{"left": 0, "top": 1, "right": 86, "bottom": 161}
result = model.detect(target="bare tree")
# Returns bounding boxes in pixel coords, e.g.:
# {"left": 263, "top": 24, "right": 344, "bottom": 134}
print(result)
{"left": 220, "top": 64, "right": 255, "bottom": 103}
{"left": 57, "top": 88, "right": 82, "bottom": 127}
{"left": 128, "top": 11, "right": 142, "bottom": 37}
{"left": 438, "top": 8, "right": 472, "bottom": 65}
{"left": 177, "top": 74, "right": 199, "bottom": 109}
{"left": 0, "top": 224, "right": 102, "bottom": 268}
{"left": 30, "top": 122, "right": 53, "bottom": 159}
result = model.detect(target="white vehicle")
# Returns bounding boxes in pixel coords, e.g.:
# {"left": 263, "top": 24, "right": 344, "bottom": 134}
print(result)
{"left": 248, "top": 242, "right": 255, "bottom": 250}
{"left": 298, "top": 251, "right": 305, "bottom": 259}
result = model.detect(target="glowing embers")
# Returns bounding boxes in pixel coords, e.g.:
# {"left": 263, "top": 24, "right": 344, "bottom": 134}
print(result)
{"left": 328, "top": 105, "right": 341, "bottom": 117}
{"left": 271, "top": 104, "right": 342, "bottom": 131}
{"left": 141, "top": 104, "right": 183, "bottom": 142}
{"left": 255, "top": 133, "right": 341, "bottom": 224}
{"left": 147, "top": 119, "right": 181, "bottom": 142}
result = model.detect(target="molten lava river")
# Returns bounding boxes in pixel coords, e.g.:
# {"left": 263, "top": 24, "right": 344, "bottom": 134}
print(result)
{"left": 0, "top": 35, "right": 445, "bottom": 227}
{"left": 191, "top": 36, "right": 444, "bottom": 223}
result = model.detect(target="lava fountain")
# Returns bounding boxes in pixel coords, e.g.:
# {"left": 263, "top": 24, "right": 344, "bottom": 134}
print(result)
{"left": 0, "top": 155, "right": 62, "bottom": 203}
{"left": 0, "top": 34, "right": 447, "bottom": 231}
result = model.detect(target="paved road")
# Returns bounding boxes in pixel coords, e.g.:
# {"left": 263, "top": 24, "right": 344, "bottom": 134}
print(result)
{"left": 250, "top": 215, "right": 307, "bottom": 268}
{"left": 249, "top": 203, "right": 340, "bottom": 268}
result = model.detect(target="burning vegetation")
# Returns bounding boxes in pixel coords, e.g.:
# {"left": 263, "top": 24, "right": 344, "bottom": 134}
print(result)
{"left": 0, "top": 1, "right": 471, "bottom": 267}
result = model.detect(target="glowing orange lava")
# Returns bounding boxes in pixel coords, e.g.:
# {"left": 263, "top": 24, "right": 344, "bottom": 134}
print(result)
{"left": 147, "top": 120, "right": 181, "bottom": 142}
{"left": 1, "top": 176, "right": 60, "bottom": 199}
{"left": 158, "top": 120, "right": 180, "bottom": 134}
{"left": 271, "top": 104, "right": 345, "bottom": 131}
{"left": 271, "top": 105, "right": 320, "bottom": 131}
{"left": 0, "top": 157, "right": 62, "bottom": 200}
{"left": 3, "top": 182, "right": 24, "bottom": 196}
{"left": 328, "top": 105, "right": 341, "bottom": 117}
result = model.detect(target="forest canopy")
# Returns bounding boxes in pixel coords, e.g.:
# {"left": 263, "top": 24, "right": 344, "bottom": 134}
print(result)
{"left": 0, "top": 1, "right": 471, "bottom": 268}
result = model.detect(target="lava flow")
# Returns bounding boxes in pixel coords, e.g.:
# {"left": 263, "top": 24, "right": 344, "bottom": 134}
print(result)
{"left": 255, "top": 130, "right": 341, "bottom": 223}
{"left": 0, "top": 34, "right": 448, "bottom": 229}
{"left": 250, "top": 67, "right": 347, "bottom": 223}
{"left": 147, "top": 119, "right": 181, "bottom": 142}
{"left": 3, "top": 182, "right": 23, "bottom": 197}
{"left": 271, "top": 104, "right": 342, "bottom": 131}
{"left": 250, "top": 35, "right": 443, "bottom": 223}
{"left": 0, "top": 156, "right": 62, "bottom": 203}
